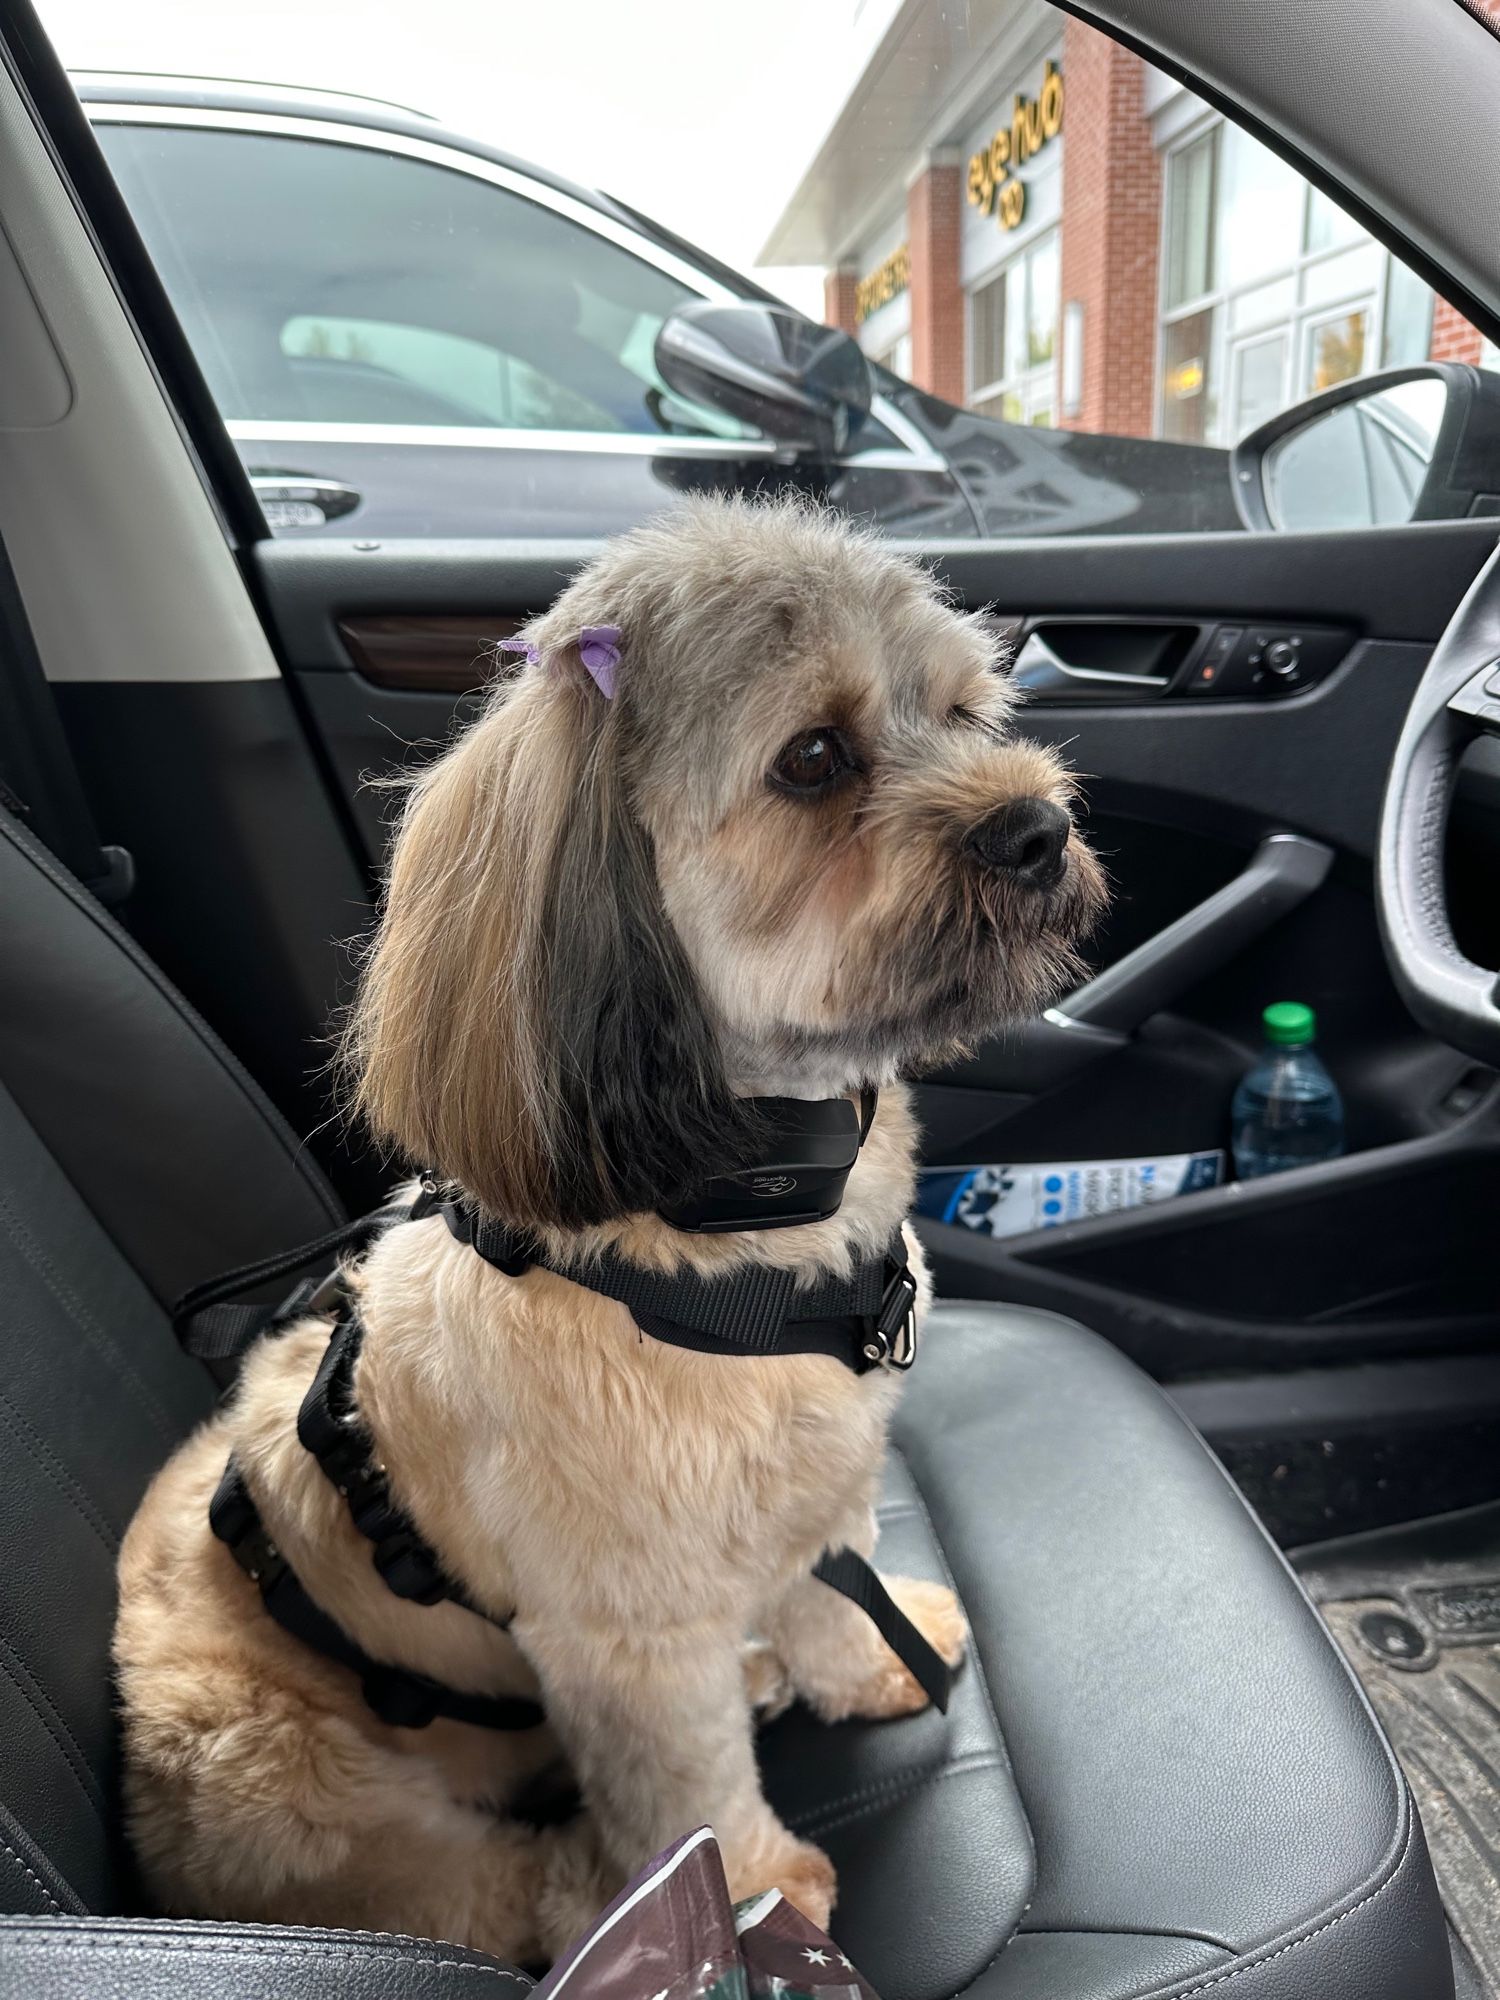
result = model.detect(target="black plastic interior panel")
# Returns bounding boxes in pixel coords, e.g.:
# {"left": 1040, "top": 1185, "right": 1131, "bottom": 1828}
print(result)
{"left": 307, "top": 633, "right": 1423, "bottom": 871}
{"left": 253, "top": 517, "right": 1500, "bottom": 665}
{"left": 917, "top": 1121, "right": 1500, "bottom": 1375}
{"left": 1028, "top": 642, "right": 1430, "bottom": 859}
{"left": 253, "top": 521, "right": 1496, "bottom": 876}
{"left": 296, "top": 673, "right": 481, "bottom": 857}
{"left": 52, "top": 680, "right": 380, "bottom": 1202}
{"left": 1172, "top": 1356, "right": 1500, "bottom": 1544}
{"left": 921, "top": 862, "right": 1477, "bottom": 1164}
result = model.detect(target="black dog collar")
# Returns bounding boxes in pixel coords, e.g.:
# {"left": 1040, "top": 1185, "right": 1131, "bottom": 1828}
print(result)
{"left": 658, "top": 1087, "right": 878, "bottom": 1233}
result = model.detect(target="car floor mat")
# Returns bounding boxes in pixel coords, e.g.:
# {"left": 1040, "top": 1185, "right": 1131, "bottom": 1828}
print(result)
{"left": 1294, "top": 1501, "right": 1500, "bottom": 2000}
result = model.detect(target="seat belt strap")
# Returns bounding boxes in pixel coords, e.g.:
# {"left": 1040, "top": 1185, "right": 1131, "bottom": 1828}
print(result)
{"left": 171, "top": 1201, "right": 417, "bottom": 1360}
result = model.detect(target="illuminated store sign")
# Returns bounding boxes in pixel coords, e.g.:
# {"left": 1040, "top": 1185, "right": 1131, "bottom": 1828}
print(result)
{"left": 966, "top": 61, "right": 1064, "bottom": 230}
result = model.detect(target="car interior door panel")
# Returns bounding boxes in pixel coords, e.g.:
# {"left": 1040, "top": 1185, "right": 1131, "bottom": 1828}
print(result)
{"left": 202, "top": 514, "right": 1500, "bottom": 1449}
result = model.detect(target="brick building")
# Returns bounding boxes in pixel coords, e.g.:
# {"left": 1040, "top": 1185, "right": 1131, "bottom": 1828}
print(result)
{"left": 762, "top": 0, "right": 1494, "bottom": 447}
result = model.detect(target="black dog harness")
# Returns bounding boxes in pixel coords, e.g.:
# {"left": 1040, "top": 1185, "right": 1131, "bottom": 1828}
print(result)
{"left": 175, "top": 1180, "right": 949, "bottom": 1735}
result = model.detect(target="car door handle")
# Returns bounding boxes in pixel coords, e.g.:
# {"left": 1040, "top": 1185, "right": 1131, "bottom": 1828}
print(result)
{"left": 1059, "top": 833, "right": 1333, "bottom": 1033}
{"left": 250, "top": 473, "right": 361, "bottom": 527}
{"left": 1011, "top": 630, "right": 1169, "bottom": 699}
{"left": 937, "top": 833, "right": 1333, "bottom": 1094}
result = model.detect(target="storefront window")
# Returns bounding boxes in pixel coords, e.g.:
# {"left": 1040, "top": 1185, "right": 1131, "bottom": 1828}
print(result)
{"left": 969, "top": 229, "right": 1059, "bottom": 425}
{"left": 1230, "top": 331, "right": 1288, "bottom": 440}
{"left": 874, "top": 333, "right": 913, "bottom": 381}
{"left": 1162, "top": 306, "right": 1219, "bottom": 444}
{"left": 1384, "top": 262, "right": 1437, "bottom": 367}
{"left": 1307, "top": 309, "right": 1368, "bottom": 392}
{"left": 1214, "top": 124, "right": 1304, "bottom": 293}
{"left": 1160, "top": 119, "right": 1434, "bottom": 444}
{"left": 1305, "top": 185, "right": 1365, "bottom": 257}
{"left": 1164, "top": 131, "right": 1214, "bottom": 311}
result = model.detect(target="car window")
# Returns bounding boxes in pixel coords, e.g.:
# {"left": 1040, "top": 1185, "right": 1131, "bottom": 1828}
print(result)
{"left": 93, "top": 121, "right": 761, "bottom": 442}
{"left": 73, "top": 0, "right": 1498, "bottom": 543}
{"left": 801, "top": 8, "right": 1493, "bottom": 468}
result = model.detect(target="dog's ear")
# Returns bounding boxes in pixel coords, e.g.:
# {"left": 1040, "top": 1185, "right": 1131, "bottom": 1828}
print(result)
{"left": 346, "top": 662, "right": 747, "bottom": 1230}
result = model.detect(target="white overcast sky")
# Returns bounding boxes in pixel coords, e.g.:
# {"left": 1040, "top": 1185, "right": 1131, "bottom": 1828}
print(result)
{"left": 36, "top": 0, "right": 861, "bottom": 316}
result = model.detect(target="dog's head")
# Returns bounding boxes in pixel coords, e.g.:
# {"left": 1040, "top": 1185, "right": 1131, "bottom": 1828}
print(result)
{"left": 349, "top": 497, "right": 1105, "bottom": 1228}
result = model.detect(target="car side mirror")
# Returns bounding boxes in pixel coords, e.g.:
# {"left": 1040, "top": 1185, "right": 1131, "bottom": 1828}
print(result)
{"left": 1231, "top": 362, "right": 1500, "bottom": 532}
{"left": 654, "top": 303, "right": 872, "bottom": 459}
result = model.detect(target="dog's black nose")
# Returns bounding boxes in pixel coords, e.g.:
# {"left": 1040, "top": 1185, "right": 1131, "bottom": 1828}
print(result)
{"left": 967, "top": 797, "right": 1071, "bottom": 890}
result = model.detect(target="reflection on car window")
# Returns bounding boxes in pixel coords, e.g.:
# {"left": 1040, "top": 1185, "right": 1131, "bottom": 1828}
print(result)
{"left": 278, "top": 314, "right": 613, "bottom": 428}
{"left": 94, "top": 123, "right": 761, "bottom": 440}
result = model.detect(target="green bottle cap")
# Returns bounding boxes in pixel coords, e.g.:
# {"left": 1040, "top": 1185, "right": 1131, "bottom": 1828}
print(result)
{"left": 1263, "top": 1000, "right": 1315, "bottom": 1046}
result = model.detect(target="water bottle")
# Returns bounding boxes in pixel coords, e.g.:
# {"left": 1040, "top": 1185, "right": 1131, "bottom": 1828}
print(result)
{"left": 1231, "top": 1001, "right": 1344, "bottom": 1179}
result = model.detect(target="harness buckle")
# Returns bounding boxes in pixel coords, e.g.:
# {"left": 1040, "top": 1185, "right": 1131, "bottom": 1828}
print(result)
{"left": 861, "top": 1262, "right": 918, "bottom": 1371}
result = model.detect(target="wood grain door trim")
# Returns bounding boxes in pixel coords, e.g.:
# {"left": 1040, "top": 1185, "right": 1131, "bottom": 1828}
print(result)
{"left": 337, "top": 614, "right": 528, "bottom": 693}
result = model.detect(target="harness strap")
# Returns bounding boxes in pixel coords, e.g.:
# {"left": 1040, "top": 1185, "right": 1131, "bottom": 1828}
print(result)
{"left": 439, "top": 1204, "right": 918, "bottom": 1374}
{"left": 209, "top": 1462, "right": 545, "bottom": 1733}
{"left": 297, "top": 1311, "right": 513, "bottom": 1628}
{"left": 812, "top": 1549, "right": 951, "bottom": 1712}
{"left": 172, "top": 1203, "right": 413, "bottom": 1361}
{"left": 183, "top": 1168, "right": 950, "bottom": 1726}
{"left": 301, "top": 1300, "right": 948, "bottom": 1715}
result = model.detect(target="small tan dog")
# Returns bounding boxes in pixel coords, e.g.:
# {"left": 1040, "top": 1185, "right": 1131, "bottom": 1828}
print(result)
{"left": 114, "top": 497, "right": 1104, "bottom": 1963}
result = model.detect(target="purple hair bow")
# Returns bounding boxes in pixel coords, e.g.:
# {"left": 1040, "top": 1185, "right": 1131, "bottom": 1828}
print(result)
{"left": 577, "top": 625, "right": 623, "bottom": 698}
{"left": 496, "top": 624, "right": 623, "bottom": 699}
{"left": 496, "top": 636, "right": 540, "bottom": 668}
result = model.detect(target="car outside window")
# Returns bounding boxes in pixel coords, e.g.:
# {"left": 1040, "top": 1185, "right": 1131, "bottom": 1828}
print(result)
{"left": 93, "top": 120, "right": 761, "bottom": 442}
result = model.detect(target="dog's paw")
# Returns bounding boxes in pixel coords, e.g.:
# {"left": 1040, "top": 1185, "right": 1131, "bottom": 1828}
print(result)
{"left": 741, "top": 1639, "right": 794, "bottom": 1723}
{"left": 892, "top": 1575, "right": 968, "bottom": 1668}
{"left": 534, "top": 1816, "right": 623, "bottom": 1962}
{"left": 729, "top": 1834, "right": 837, "bottom": 1932}
{"left": 845, "top": 1575, "right": 967, "bottom": 1720}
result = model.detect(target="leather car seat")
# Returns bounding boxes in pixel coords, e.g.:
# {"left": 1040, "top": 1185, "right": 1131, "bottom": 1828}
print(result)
{"left": 0, "top": 808, "right": 1452, "bottom": 1999}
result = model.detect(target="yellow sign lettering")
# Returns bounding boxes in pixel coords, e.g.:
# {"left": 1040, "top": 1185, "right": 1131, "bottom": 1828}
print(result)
{"left": 966, "top": 62, "right": 1063, "bottom": 230}
{"left": 855, "top": 242, "right": 912, "bottom": 324}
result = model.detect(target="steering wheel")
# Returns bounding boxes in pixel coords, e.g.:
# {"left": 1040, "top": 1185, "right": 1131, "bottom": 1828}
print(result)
{"left": 1377, "top": 536, "right": 1500, "bottom": 1065}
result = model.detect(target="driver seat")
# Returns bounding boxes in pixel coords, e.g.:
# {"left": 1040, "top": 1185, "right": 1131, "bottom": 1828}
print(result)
{"left": 0, "top": 806, "right": 1452, "bottom": 2000}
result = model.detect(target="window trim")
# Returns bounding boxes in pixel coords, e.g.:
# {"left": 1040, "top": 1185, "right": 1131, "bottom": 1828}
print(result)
{"left": 86, "top": 101, "right": 944, "bottom": 472}
{"left": 87, "top": 103, "right": 741, "bottom": 300}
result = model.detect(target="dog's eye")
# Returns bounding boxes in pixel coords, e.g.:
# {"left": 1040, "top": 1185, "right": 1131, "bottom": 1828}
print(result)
{"left": 950, "top": 702, "right": 1003, "bottom": 737}
{"left": 769, "top": 728, "right": 856, "bottom": 795}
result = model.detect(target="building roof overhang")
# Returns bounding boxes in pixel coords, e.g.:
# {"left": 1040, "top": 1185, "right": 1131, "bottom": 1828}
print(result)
{"left": 759, "top": 0, "right": 1055, "bottom": 268}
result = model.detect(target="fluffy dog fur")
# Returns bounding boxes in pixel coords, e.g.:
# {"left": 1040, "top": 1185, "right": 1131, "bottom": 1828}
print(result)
{"left": 114, "top": 496, "right": 1105, "bottom": 1961}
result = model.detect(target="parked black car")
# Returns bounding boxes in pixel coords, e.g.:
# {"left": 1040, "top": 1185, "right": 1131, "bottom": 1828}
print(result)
{"left": 78, "top": 75, "right": 1239, "bottom": 540}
